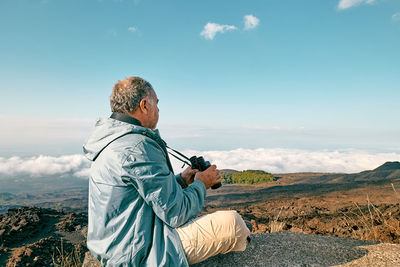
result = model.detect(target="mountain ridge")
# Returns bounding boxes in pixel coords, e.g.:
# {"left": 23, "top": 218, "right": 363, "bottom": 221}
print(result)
{"left": 373, "top": 161, "right": 400, "bottom": 171}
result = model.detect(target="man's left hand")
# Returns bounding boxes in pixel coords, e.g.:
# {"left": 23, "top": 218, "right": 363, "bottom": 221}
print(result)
{"left": 181, "top": 166, "right": 199, "bottom": 186}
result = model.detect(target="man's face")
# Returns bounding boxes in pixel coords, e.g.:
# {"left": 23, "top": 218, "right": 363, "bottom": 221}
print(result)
{"left": 146, "top": 90, "right": 159, "bottom": 130}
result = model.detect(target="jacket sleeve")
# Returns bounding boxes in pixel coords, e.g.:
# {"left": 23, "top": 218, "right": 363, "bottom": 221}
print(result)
{"left": 175, "top": 174, "right": 188, "bottom": 189}
{"left": 122, "top": 138, "right": 206, "bottom": 228}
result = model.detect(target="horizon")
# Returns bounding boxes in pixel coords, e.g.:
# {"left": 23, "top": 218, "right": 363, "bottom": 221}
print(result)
{"left": 1, "top": 0, "right": 399, "bottom": 173}
{"left": 1, "top": 150, "right": 400, "bottom": 179}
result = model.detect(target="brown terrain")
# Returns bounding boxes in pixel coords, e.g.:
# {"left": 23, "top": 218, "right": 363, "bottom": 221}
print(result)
{"left": 0, "top": 161, "right": 399, "bottom": 266}
{"left": 206, "top": 162, "right": 400, "bottom": 244}
{"left": 0, "top": 207, "right": 87, "bottom": 266}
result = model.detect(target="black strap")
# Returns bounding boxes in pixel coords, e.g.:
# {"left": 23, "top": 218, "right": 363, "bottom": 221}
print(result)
{"left": 166, "top": 145, "right": 192, "bottom": 167}
{"left": 167, "top": 150, "right": 192, "bottom": 167}
{"left": 92, "top": 132, "right": 132, "bottom": 161}
{"left": 166, "top": 145, "right": 191, "bottom": 162}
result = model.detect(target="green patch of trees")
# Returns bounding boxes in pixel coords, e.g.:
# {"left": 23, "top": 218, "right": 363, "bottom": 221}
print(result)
{"left": 222, "top": 170, "right": 275, "bottom": 185}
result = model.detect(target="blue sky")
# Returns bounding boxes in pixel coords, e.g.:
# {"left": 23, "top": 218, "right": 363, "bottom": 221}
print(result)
{"left": 0, "top": 0, "right": 399, "bottom": 167}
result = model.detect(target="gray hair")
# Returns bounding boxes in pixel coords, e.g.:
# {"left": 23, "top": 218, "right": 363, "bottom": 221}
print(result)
{"left": 110, "top": 76, "right": 154, "bottom": 113}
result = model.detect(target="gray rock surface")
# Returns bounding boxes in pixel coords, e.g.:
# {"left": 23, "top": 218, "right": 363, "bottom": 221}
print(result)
{"left": 193, "top": 232, "right": 400, "bottom": 267}
{"left": 83, "top": 232, "right": 400, "bottom": 266}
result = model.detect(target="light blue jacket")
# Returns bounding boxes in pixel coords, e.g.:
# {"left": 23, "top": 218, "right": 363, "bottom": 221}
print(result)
{"left": 83, "top": 117, "right": 206, "bottom": 266}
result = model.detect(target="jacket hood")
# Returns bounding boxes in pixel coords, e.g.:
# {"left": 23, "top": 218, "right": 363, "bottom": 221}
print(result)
{"left": 83, "top": 117, "right": 162, "bottom": 161}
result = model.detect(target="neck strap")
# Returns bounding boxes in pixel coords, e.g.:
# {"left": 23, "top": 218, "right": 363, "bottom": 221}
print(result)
{"left": 166, "top": 145, "right": 192, "bottom": 167}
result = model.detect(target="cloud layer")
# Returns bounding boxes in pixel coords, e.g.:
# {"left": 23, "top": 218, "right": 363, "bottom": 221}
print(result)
{"left": 0, "top": 155, "right": 90, "bottom": 178}
{"left": 338, "top": 0, "right": 375, "bottom": 10}
{"left": 200, "top": 23, "right": 237, "bottom": 40}
{"left": 1, "top": 149, "right": 399, "bottom": 180}
{"left": 168, "top": 148, "right": 400, "bottom": 174}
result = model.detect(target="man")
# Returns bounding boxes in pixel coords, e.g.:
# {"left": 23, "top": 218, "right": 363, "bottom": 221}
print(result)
{"left": 83, "top": 77, "right": 250, "bottom": 266}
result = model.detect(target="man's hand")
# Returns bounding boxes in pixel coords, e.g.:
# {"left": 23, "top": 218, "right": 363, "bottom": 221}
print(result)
{"left": 181, "top": 166, "right": 199, "bottom": 186}
{"left": 194, "top": 165, "right": 222, "bottom": 190}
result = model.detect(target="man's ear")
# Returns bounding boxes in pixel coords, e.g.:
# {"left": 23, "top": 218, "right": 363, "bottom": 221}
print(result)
{"left": 139, "top": 98, "right": 149, "bottom": 114}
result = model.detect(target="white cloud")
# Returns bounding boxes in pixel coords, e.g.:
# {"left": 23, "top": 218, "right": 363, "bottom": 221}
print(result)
{"left": 338, "top": 0, "right": 375, "bottom": 10}
{"left": 393, "top": 12, "right": 400, "bottom": 21}
{"left": 1, "top": 149, "right": 399, "bottom": 180}
{"left": 244, "top": 14, "right": 260, "bottom": 30}
{"left": 0, "top": 155, "right": 91, "bottom": 178}
{"left": 170, "top": 148, "right": 400, "bottom": 174}
{"left": 200, "top": 23, "right": 237, "bottom": 40}
{"left": 128, "top": 26, "right": 137, "bottom": 32}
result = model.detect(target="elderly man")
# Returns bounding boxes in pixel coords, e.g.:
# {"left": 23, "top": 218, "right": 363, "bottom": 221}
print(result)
{"left": 83, "top": 77, "right": 250, "bottom": 266}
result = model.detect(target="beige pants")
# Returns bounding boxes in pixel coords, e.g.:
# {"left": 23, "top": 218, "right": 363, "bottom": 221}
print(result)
{"left": 176, "top": 210, "right": 250, "bottom": 265}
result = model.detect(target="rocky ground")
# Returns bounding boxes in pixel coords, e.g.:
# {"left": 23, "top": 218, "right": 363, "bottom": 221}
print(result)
{"left": 1, "top": 199, "right": 398, "bottom": 266}
{"left": 193, "top": 232, "right": 400, "bottom": 267}
{"left": 1, "top": 162, "right": 399, "bottom": 266}
{"left": 203, "top": 163, "right": 400, "bottom": 245}
{"left": 0, "top": 207, "right": 87, "bottom": 266}
{"left": 236, "top": 201, "right": 400, "bottom": 244}
{"left": 201, "top": 193, "right": 400, "bottom": 245}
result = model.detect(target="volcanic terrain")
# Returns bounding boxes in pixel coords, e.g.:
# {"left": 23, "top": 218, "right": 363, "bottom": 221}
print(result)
{"left": 0, "top": 161, "right": 399, "bottom": 266}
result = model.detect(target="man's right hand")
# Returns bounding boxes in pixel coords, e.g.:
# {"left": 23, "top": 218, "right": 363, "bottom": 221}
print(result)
{"left": 194, "top": 165, "right": 222, "bottom": 190}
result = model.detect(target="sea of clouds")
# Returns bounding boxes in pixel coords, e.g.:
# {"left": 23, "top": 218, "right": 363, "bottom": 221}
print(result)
{"left": 0, "top": 155, "right": 91, "bottom": 178}
{"left": 1, "top": 148, "right": 400, "bottom": 179}
{"left": 171, "top": 148, "right": 400, "bottom": 174}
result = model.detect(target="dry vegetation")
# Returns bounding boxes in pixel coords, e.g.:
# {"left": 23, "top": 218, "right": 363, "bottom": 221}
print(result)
{"left": 52, "top": 240, "right": 83, "bottom": 267}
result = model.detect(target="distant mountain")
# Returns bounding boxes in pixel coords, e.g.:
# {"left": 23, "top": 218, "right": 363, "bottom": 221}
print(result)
{"left": 373, "top": 161, "right": 400, "bottom": 171}
{"left": 0, "top": 174, "right": 88, "bottom": 194}
{"left": 318, "top": 161, "right": 400, "bottom": 184}
{"left": 0, "top": 192, "right": 15, "bottom": 202}
{"left": 220, "top": 163, "right": 400, "bottom": 185}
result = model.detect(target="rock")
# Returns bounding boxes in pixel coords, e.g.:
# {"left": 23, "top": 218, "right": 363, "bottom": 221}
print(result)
{"left": 81, "top": 232, "right": 400, "bottom": 266}
{"left": 193, "top": 232, "right": 400, "bottom": 267}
